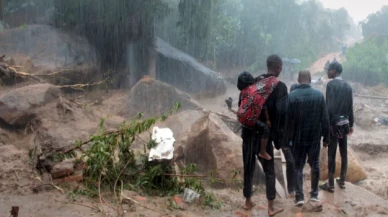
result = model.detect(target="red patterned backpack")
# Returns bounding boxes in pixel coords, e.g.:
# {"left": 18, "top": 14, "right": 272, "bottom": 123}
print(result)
{"left": 237, "top": 76, "right": 279, "bottom": 127}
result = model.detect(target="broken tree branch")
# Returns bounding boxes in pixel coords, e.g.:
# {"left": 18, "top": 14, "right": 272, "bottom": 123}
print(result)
{"left": 354, "top": 93, "right": 388, "bottom": 100}
{"left": 57, "top": 79, "right": 107, "bottom": 90}
{"left": 0, "top": 64, "right": 42, "bottom": 82}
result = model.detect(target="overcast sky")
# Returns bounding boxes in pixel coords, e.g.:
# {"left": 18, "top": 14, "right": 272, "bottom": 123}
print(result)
{"left": 319, "top": 0, "right": 387, "bottom": 23}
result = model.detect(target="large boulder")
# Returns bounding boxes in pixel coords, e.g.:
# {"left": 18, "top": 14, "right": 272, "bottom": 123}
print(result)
{"left": 155, "top": 37, "right": 226, "bottom": 97}
{"left": 32, "top": 97, "right": 102, "bottom": 152}
{"left": 354, "top": 104, "right": 377, "bottom": 130}
{"left": 121, "top": 77, "right": 202, "bottom": 118}
{"left": 320, "top": 145, "right": 367, "bottom": 183}
{"left": 131, "top": 110, "right": 206, "bottom": 152}
{"left": 152, "top": 110, "right": 205, "bottom": 141}
{"left": 0, "top": 25, "right": 98, "bottom": 85}
{"left": 0, "top": 83, "right": 60, "bottom": 127}
{"left": 182, "top": 113, "right": 243, "bottom": 186}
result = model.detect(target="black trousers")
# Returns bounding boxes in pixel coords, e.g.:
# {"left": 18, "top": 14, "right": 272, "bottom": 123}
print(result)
{"left": 328, "top": 135, "right": 348, "bottom": 186}
{"left": 282, "top": 147, "right": 295, "bottom": 194}
{"left": 292, "top": 143, "right": 320, "bottom": 201}
{"left": 242, "top": 127, "right": 276, "bottom": 200}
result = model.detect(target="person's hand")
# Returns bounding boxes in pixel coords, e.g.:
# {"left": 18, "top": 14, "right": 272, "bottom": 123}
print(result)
{"left": 266, "top": 121, "right": 272, "bottom": 128}
{"left": 348, "top": 127, "right": 354, "bottom": 136}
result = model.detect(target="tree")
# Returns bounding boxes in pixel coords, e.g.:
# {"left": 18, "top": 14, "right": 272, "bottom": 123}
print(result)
{"left": 343, "top": 36, "right": 388, "bottom": 86}
{"left": 54, "top": 0, "right": 170, "bottom": 82}
{"left": 177, "top": 0, "right": 216, "bottom": 61}
{"left": 360, "top": 6, "right": 388, "bottom": 38}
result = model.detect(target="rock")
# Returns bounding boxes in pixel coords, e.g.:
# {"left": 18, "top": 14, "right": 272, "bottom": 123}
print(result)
{"left": 0, "top": 25, "right": 98, "bottom": 85}
{"left": 131, "top": 110, "right": 206, "bottom": 155}
{"left": 122, "top": 77, "right": 202, "bottom": 118}
{"left": 151, "top": 110, "right": 205, "bottom": 141}
{"left": 354, "top": 105, "right": 376, "bottom": 130}
{"left": 50, "top": 159, "right": 75, "bottom": 179}
{"left": 320, "top": 146, "right": 367, "bottom": 183}
{"left": 0, "top": 83, "right": 60, "bottom": 127}
{"left": 0, "top": 128, "right": 8, "bottom": 145}
{"left": 182, "top": 113, "right": 243, "bottom": 186}
{"left": 155, "top": 37, "right": 226, "bottom": 97}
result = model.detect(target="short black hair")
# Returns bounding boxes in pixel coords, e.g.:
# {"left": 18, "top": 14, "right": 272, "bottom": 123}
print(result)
{"left": 267, "top": 54, "right": 282, "bottom": 70}
{"left": 328, "top": 62, "right": 343, "bottom": 73}
{"left": 237, "top": 71, "right": 254, "bottom": 91}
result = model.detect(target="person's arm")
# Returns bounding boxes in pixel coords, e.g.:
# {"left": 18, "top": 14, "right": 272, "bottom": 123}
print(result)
{"left": 325, "top": 82, "right": 333, "bottom": 121}
{"left": 274, "top": 83, "right": 289, "bottom": 149}
{"left": 263, "top": 105, "right": 271, "bottom": 127}
{"left": 348, "top": 85, "right": 354, "bottom": 132}
{"left": 286, "top": 96, "right": 294, "bottom": 148}
{"left": 321, "top": 95, "right": 330, "bottom": 146}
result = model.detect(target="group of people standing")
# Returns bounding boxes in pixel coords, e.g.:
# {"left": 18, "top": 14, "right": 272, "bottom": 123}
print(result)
{"left": 231, "top": 54, "right": 354, "bottom": 216}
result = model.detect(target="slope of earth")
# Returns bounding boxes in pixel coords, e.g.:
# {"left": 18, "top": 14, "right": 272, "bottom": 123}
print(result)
{"left": 308, "top": 52, "right": 345, "bottom": 75}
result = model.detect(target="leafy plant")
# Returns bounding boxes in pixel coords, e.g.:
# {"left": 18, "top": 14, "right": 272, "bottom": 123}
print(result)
{"left": 203, "top": 192, "right": 222, "bottom": 209}
{"left": 75, "top": 101, "right": 226, "bottom": 210}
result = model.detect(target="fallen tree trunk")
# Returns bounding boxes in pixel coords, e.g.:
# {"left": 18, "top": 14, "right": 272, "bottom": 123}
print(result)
{"left": 1, "top": 60, "right": 107, "bottom": 90}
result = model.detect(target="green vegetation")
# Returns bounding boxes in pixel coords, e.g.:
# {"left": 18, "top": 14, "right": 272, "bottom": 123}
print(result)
{"left": 343, "top": 36, "right": 388, "bottom": 86}
{"left": 343, "top": 6, "right": 388, "bottom": 86}
{"left": 65, "top": 102, "right": 222, "bottom": 209}
{"left": 360, "top": 6, "right": 388, "bottom": 38}
{"left": 170, "top": 0, "right": 358, "bottom": 72}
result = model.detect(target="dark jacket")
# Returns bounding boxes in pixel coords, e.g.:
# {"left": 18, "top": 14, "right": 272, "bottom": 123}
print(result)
{"left": 255, "top": 74, "right": 288, "bottom": 149}
{"left": 326, "top": 78, "right": 354, "bottom": 128}
{"left": 288, "top": 84, "right": 330, "bottom": 145}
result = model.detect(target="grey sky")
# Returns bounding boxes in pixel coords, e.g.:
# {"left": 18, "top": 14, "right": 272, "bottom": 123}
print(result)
{"left": 319, "top": 0, "right": 387, "bottom": 23}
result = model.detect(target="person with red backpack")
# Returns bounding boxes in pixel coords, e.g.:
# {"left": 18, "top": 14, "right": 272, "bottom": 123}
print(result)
{"left": 237, "top": 71, "right": 273, "bottom": 161}
{"left": 238, "top": 55, "right": 287, "bottom": 216}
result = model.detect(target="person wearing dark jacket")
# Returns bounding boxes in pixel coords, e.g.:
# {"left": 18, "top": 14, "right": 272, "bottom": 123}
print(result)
{"left": 288, "top": 70, "right": 330, "bottom": 207}
{"left": 320, "top": 62, "right": 354, "bottom": 191}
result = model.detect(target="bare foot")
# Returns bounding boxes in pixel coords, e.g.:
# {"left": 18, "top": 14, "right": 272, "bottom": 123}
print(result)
{"left": 243, "top": 201, "right": 256, "bottom": 210}
{"left": 268, "top": 206, "right": 284, "bottom": 216}
{"left": 259, "top": 152, "right": 272, "bottom": 160}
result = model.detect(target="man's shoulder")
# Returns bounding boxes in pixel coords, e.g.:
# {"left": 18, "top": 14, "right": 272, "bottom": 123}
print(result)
{"left": 327, "top": 79, "right": 352, "bottom": 90}
{"left": 327, "top": 79, "right": 337, "bottom": 86}
{"left": 343, "top": 80, "right": 352, "bottom": 89}
{"left": 276, "top": 80, "right": 288, "bottom": 90}
{"left": 311, "top": 87, "right": 324, "bottom": 95}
